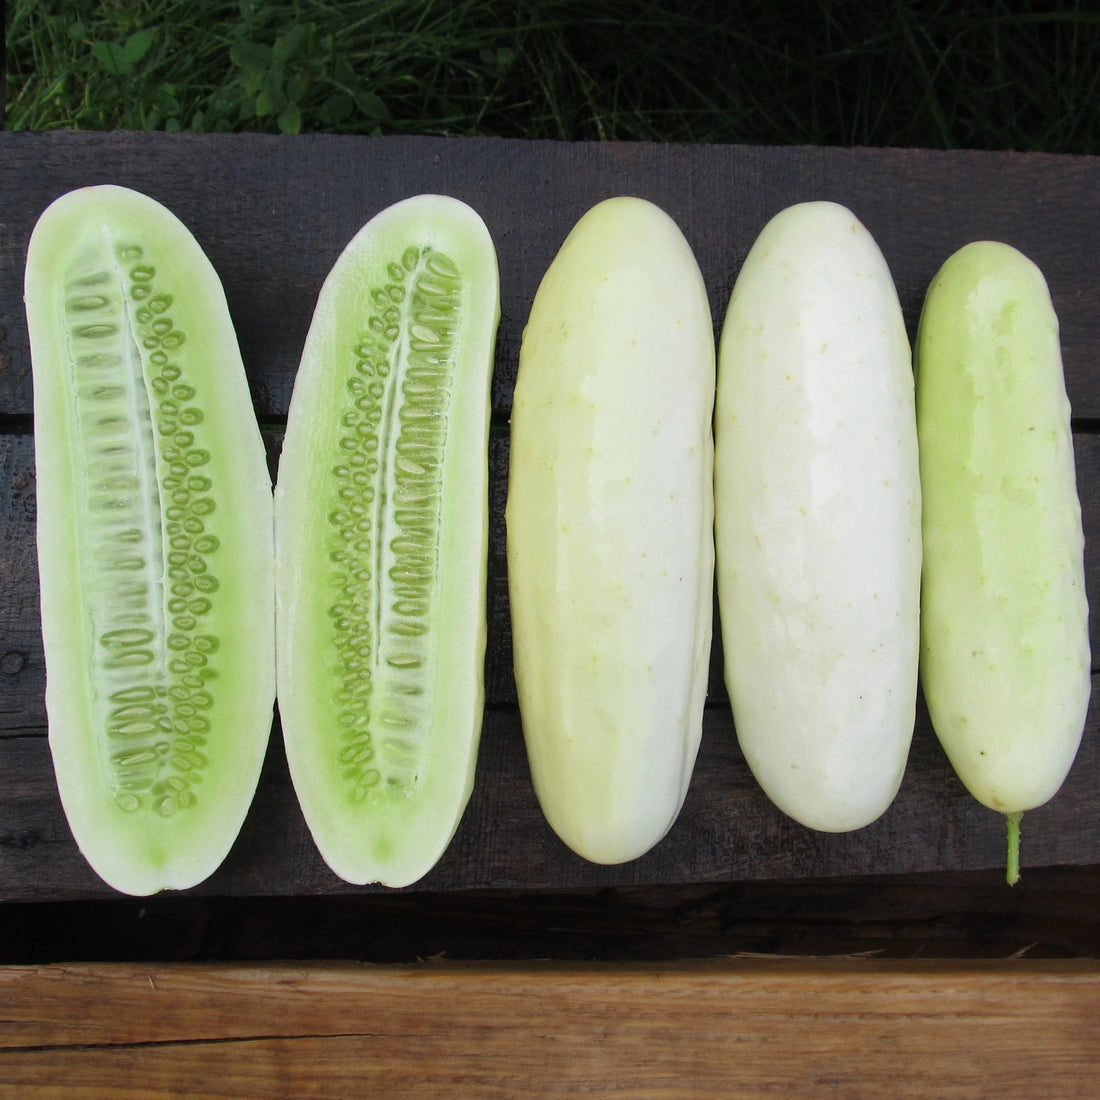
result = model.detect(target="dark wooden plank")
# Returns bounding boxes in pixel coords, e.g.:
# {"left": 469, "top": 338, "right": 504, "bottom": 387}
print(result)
{"left": 5, "top": 865, "right": 1099, "bottom": 965}
{"left": 2, "top": 679, "right": 1097, "bottom": 902}
{"left": 1, "top": 133, "right": 1098, "bottom": 418}
{"left": 2, "top": 133, "right": 1099, "bottom": 903}
{"left": 0, "top": 432, "right": 45, "bottom": 737}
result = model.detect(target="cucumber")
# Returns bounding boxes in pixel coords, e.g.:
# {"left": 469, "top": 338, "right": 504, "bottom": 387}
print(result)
{"left": 25, "top": 185, "right": 275, "bottom": 895}
{"left": 714, "top": 201, "right": 921, "bottom": 832}
{"left": 506, "top": 196, "right": 715, "bottom": 865}
{"left": 275, "top": 195, "right": 499, "bottom": 887}
{"left": 915, "top": 241, "right": 1090, "bottom": 882}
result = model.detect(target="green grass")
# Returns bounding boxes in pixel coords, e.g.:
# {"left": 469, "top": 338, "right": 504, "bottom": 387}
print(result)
{"left": 5, "top": 0, "right": 1100, "bottom": 151}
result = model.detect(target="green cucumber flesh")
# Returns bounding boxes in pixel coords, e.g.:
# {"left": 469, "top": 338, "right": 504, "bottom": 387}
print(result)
{"left": 275, "top": 194, "right": 499, "bottom": 888}
{"left": 25, "top": 185, "right": 275, "bottom": 895}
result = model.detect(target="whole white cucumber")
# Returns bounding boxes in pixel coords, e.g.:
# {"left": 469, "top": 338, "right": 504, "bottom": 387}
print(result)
{"left": 715, "top": 201, "right": 922, "bottom": 832}
{"left": 916, "top": 241, "right": 1090, "bottom": 881}
{"left": 506, "top": 197, "right": 715, "bottom": 865}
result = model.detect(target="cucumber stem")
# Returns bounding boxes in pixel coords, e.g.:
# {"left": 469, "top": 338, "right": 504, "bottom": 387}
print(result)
{"left": 1005, "top": 811, "right": 1023, "bottom": 886}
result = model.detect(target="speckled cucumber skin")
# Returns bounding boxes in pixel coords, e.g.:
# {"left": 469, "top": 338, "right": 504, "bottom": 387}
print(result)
{"left": 275, "top": 195, "right": 499, "bottom": 888}
{"left": 715, "top": 201, "right": 921, "bottom": 832}
{"left": 916, "top": 241, "right": 1090, "bottom": 815}
{"left": 25, "top": 185, "right": 275, "bottom": 895}
{"left": 507, "top": 197, "right": 715, "bottom": 865}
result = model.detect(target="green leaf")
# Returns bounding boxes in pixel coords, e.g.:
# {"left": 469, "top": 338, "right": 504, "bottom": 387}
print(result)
{"left": 321, "top": 92, "right": 353, "bottom": 125}
{"left": 334, "top": 56, "right": 355, "bottom": 86}
{"left": 479, "top": 46, "right": 516, "bottom": 78}
{"left": 256, "top": 66, "right": 286, "bottom": 116}
{"left": 278, "top": 103, "right": 302, "bottom": 135}
{"left": 230, "top": 41, "right": 273, "bottom": 77}
{"left": 154, "top": 82, "right": 180, "bottom": 117}
{"left": 273, "top": 24, "right": 309, "bottom": 65}
{"left": 287, "top": 71, "right": 311, "bottom": 104}
{"left": 123, "top": 29, "right": 154, "bottom": 65}
{"left": 90, "top": 40, "right": 132, "bottom": 76}
{"left": 354, "top": 91, "right": 389, "bottom": 122}
{"left": 230, "top": 43, "right": 268, "bottom": 97}
{"left": 256, "top": 86, "right": 286, "bottom": 117}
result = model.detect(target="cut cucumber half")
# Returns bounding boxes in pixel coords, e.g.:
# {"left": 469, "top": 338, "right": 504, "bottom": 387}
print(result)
{"left": 26, "top": 185, "right": 275, "bottom": 895}
{"left": 275, "top": 194, "right": 500, "bottom": 887}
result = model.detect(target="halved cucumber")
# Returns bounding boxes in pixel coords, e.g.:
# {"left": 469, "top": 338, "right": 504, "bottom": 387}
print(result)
{"left": 275, "top": 195, "right": 500, "bottom": 887}
{"left": 26, "top": 185, "right": 275, "bottom": 895}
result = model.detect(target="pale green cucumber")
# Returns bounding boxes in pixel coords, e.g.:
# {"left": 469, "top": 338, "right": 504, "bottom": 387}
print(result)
{"left": 25, "top": 185, "right": 275, "bottom": 895}
{"left": 715, "top": 201, "right": 921, "bottom": 832}
{"left": 507, "top": 196, "right": 715, "bottom": 865}
{"left": 275, "top": 194, "right": 499, "bottom": 888}
{"left": 916, "top": 241, "right": 1090, "bottom": 882}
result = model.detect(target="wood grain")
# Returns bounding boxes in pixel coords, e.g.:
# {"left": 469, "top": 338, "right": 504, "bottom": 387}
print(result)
{"left": 0, "top": 959, "right": 1096, "bottom": 1098}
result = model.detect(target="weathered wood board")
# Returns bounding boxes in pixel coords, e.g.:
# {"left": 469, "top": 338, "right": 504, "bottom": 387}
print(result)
{"left": 0, "top": 132, "right": 1097, "bottom": 901}
{"left": 1, "top": 959, "right": 1097, "bottom": 1098}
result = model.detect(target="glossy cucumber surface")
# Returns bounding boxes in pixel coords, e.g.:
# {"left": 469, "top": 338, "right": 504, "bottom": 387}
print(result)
{"left": 916, "top": 241, "right": 1089, "bottom": 818}
{"left": 507, "top": 196, "right": 715, "bottom": 865}
{"left": 715, "top": 201, "right": 921, "bottom": 832}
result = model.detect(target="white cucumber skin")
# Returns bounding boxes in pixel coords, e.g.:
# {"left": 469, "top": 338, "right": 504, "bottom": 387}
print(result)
{"left": 26, "top": 185, "right": 275, "bottom": 895}
{"left": 275, "top": 195, "right": 499, "bottom": 888}
{"left": 715, "top": 201, "right": 921, "bottom": 832}
{"left": 507, "top": 196, "right": 715, "bottom": 865}
{"left": 916, "top": 241, "right": 1090, "bottom": 814}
